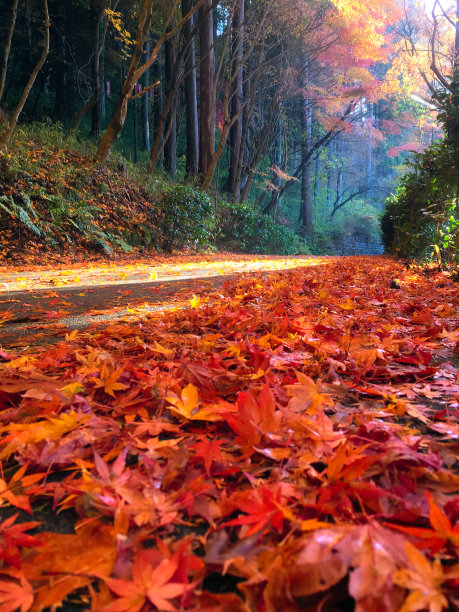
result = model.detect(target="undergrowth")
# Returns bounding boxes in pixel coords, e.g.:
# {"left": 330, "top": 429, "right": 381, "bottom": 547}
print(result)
{"left": 0, "top": 123, "right": 308, "bottom": 263}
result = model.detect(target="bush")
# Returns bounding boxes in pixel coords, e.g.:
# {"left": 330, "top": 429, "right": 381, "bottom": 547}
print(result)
{"left": 0, "top": 122, "right": 311, "bottom": 259}
{"left": 381, "top": 139, "right": 458, "bottom": 260}
{"left": 217, "top": 201, "right": 309, "bottom": 255}
{"left": 158, "top": 186, "right": 214, "bottom": 251}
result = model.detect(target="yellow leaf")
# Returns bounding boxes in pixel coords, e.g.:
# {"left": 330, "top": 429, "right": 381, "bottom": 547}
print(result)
{"left": 152, "top": 341, "right": 174, "bottom": 356}
{"left": 167, "top": 383, "right": 199, "bottom": 419}
{"left": 338, "top": 297, "right": 356, "bottom": 310}
{"left": 61, "top": 382, "right": 84, "bottom": 396}
{"left": 300, "top": 519, "right": 331, "bottom": 531}
{"left": 189, "top": 295, "right": 201, "bottom": 309}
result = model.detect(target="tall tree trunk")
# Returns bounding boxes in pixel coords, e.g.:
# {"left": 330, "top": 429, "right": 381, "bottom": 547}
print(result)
{"left": 95, "top": 0, "right": 155, "bottom": 163}
{"left": 142, "top": 41, "right": 151, "bottom": 151}
{"left": 134, "top": 99, "right": 139, "bottom": 163}
{"left": 151, "top": 56, "right": 163, "bottom": 165}
{"left": 366, "top": 101, "right": 373, "bottom": 193}
{"left": 313, "top": 152, "right": 321, "bottom": 201}
{"left": 90, "top": 0, "right": 102, "bottom": 137}
{"left": 241, "top": 97, "right": 279, "bottom": 204}
{"left": 100, "top": 14, "right": 106, "bottom": 121}
{"left": 226, "top": 0, "right": 245, "bottom": 201}
{"left": 199, "top": 0, "right": 215, "bottom": 180}
{"left": 164, "top": 35, "right": 177, "bottom": 176}
{"left": 71, "top": 0, "right": 107, "bottom": 133}
{"left": 53, "top": 0, "right": 67, "bottom": 123}
{"left": 0, "top": 0, "right": 19, "bottom": 104}
{"left": 269, "top": 120, "right": 283, "bottom": 218}
{"left": 300, "top": 106, "right": 313, "bottom": 235}
{"left": 327, "top": 140, "right": 334, "bottom": 208}
{"left": 299, "top": 63, "right": 313, "bottom": 235}
{"left": 0, "top": 0, "right": 50, "bottom": 149}
{"left": 182, "top": 0, "right": 199, "bottom": 177}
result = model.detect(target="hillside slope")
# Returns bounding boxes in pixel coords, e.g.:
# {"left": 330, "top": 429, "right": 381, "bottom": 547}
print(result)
{"left": 0, "top": 124, "right": 306, "bottom": 266}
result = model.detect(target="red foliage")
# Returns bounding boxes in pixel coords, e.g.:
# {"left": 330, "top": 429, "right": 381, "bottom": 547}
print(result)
{"left": 0, "top": 256, "right": 458, "bottom": 610}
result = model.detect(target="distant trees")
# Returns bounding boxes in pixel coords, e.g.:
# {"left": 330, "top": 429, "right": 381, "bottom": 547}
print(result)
{"left": 0, "top": 0, "right": 435, "bottom": 246}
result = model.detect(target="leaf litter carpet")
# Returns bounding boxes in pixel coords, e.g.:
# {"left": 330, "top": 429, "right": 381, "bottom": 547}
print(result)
{"left": 0, "top": 255, "right": 458, "bottom": 611}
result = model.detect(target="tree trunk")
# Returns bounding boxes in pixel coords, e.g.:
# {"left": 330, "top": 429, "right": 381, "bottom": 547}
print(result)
{"left": 300, "top": 102, "right": 313, "bottom": 235}
{"left": 133, "top": 88, "right": 139, "bottom": 162}
{"left": 0, "top": 0, "right": 50, "bottom": 149}
{"left": 327, "top": 140, "right": 334, "bottom": 208}
{"left": 90, "top": 0, "right": 102, "bottom": 137}
{"left": 150, "top": 55, "right": 163, "bottom": 166}
{"left": 199, "top": 0, "right": 215, "bottom": 180}
{"left": 142, "top": 41, "right": 151, "bottom": 151}
{"left": 0, "top": 0, "right": 19, "bottom": 104}
{"left": 182, "top": 0, "right": 199, "bottom": 177}
{"left": 164, "top": 35, "right": 177, "bottom": 176}
{"left": 71, "top": 0, "right": 106, "bottom": 134}
{"left": 313, "top": 153, "right": 321, "bottom": 201}
{"left": 100, "top": 14, "right": 106, "bottom": 121}
{"left": 226, "top": 0, "right": 245, "bottom": 201}
{"left": 241, "top": 97, "right": 279, "bottom": 203}
{"left": 95, "top": 0, "right": 155, "bottom": 163}
{"left": 53, "top": 0, "right": 67, "bottom": 124}
{"left": 366, "top": 101, "right": 373, "bottom": 193}
{"left": 299, "top": 62, "right": 313, "bottom": 235}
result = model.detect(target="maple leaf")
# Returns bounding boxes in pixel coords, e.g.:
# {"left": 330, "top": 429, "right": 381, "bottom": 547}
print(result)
{"left": 223, "top": 485, "right": 295, "bottom": 537}
{"left": 189, "top": 295, "right": 201, "bottom": 309}
{"left": 326, "top": 443, "right": 379, "bottom": 484}
{"left": 284, "top": 371, "right": 333, "bottom": 414}
{"left": 0, "top": 514, "right": 41, "bottom": 569}
{"left": 166, "top": 383, "right": 199, "bottom": 419}
{"left": 91, "top": 365, "right": 128, "bottom": 397}
{"left": 0, "top": 412, "right": 86, "bottom": 460}
{"left": 393, "top": 541, "right": 448, "bottom": 612}
{"left": 386, "top": 493, "right": 459, "bottom": 552}
{"left": 0, "top": 463, "right": 45, "bottom": 513}
{"left": 192, "top": 438, "right": 228, "bottom": 476}
{"left": 0, "top": 570, "right": 34, "bottom": 612}
{"left": 103, "top": 549, "right": 193, "bottom": 612}
{"left": 166, "top": 384, "right": 233, "bottom": 421}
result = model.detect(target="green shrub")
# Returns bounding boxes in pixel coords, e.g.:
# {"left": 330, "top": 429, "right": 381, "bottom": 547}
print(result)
{"left": 158, "top": 185, "right": 214, "bottom": 251}
{"left": 217, "top": 201, "right": 309, "bottom": 255}
{"left": 381, "top": 139, "right": 458, "bottom": 260}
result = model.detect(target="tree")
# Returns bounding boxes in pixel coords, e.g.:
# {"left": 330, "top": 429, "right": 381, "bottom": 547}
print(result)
{"left": 0, "top": 0, "right": 50, "bottom": 149}
{"left": 95, "top": 0, "right": 203, "bottom": 164}
{"left": 71, "top": 0, "right": 117, "bottom": 134}
{"left": 0, "top": 0, "right": 19, "bottom": 104}
{"left": 198, "top": 0, "right": 215, "bottom": 181}
{"left": 225, "top": 0, "right": 245, "bottom": 200}
{"left": 182, "top": 0, "right": 199, "bottom": 176}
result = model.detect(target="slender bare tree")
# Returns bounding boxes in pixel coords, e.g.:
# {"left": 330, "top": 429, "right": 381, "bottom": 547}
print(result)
{"left": 0, "top": 0, "right": 20, "bottom": 104}
{"left": 0, "top": 0, "right": 50, "bottom": 149}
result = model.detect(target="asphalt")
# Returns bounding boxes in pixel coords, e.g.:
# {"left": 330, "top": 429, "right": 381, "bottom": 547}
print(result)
{"left": 0, "top": 273, "right": 234, "bottom": 349}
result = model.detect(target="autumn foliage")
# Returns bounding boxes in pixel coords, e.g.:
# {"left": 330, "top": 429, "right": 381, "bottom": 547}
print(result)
{"left": 0, "top": 256, "right": 458, "bottom": 610}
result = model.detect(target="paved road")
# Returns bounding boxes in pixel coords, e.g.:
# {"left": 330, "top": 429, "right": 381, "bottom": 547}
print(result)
{"left": 0, "top": 256, "right": 328, "bottom": 349}
{"left": 0, "top": 273, "right": 234, "bottom": 349}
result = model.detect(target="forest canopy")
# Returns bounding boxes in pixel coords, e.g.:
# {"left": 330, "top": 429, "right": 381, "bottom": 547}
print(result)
{"left": 0, "top": 0, "right": 453, "bottom": 257}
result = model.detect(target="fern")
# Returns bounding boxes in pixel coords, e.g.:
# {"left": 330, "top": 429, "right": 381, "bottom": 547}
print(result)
{"left": 0, "top": 195, "right": 41, "bottom": 236}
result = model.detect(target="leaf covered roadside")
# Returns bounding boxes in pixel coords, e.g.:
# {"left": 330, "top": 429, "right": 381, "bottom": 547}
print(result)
{"left": 0, "top": 126, "right": 305, "bottom": 266}
{"left": 0, "top": 256, "right": 458, "bottom": 611}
